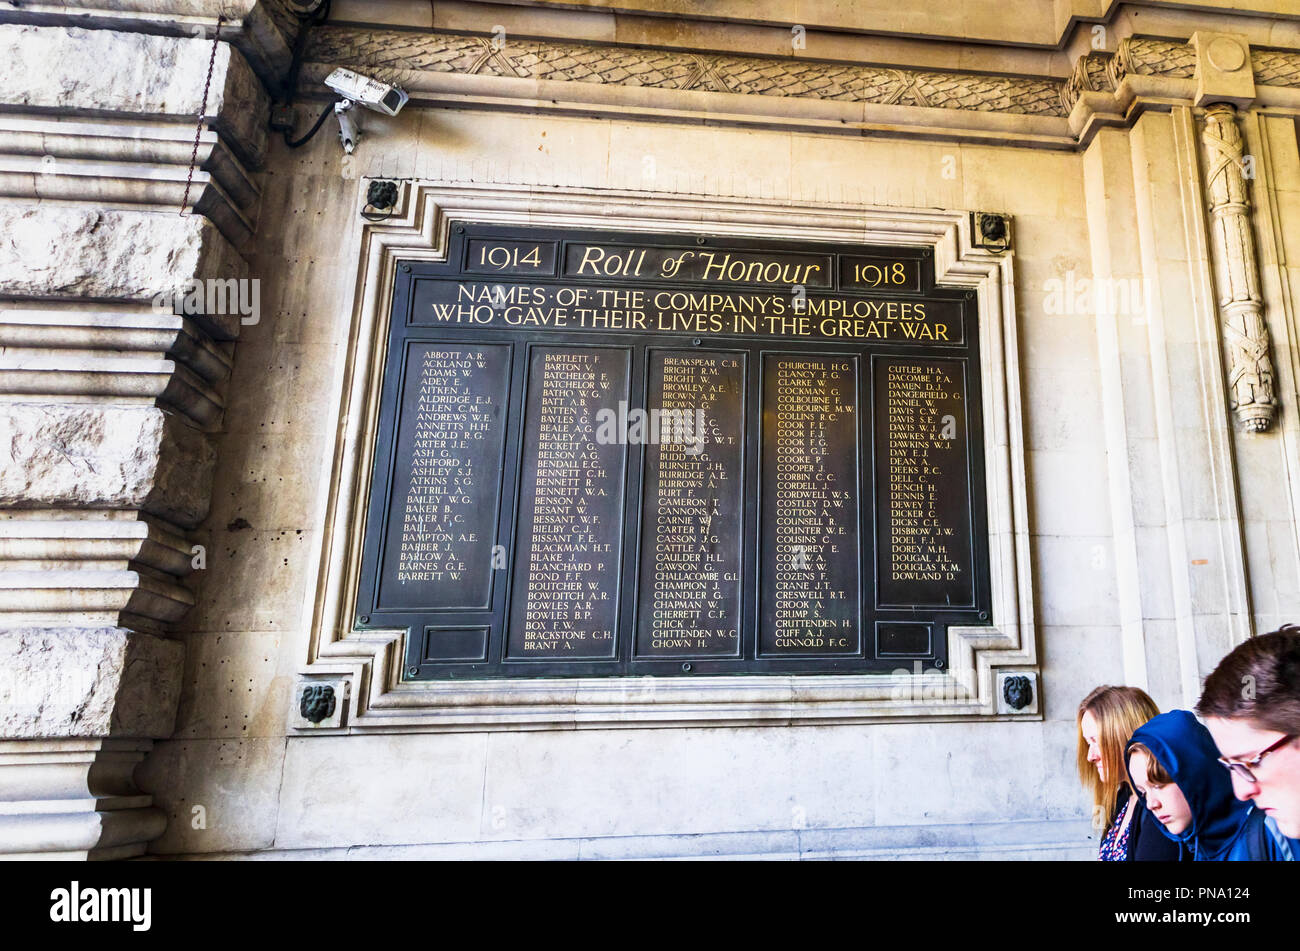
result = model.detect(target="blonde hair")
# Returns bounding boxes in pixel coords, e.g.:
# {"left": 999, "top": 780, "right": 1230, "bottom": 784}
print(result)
{"left": 1077, "top": 685, "right": 1160, "bottom": 830}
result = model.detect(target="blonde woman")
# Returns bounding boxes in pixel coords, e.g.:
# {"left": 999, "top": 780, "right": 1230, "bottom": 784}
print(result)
{"left": 1077, "top": 686, "right": 1182, "bottom": 861}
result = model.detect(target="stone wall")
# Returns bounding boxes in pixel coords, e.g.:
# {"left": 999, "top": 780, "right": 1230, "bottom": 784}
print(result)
{"left": 0, "top": 5, "right": 285, "bottom": 859}
{"left": 131, "top": 108, "right": 1123, "bottom": 858}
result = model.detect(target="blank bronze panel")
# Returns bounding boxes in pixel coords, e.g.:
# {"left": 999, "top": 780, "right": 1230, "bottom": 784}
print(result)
{"left": 422, "top": 626, "right": 490, "bottom": 662}
{"left": 876, "top": 622, "right": 933, "bottom": 658}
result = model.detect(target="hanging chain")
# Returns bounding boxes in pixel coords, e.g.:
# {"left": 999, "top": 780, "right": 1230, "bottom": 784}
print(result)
{"left": 180, "top": 17, "right": 223, "bottom": 215}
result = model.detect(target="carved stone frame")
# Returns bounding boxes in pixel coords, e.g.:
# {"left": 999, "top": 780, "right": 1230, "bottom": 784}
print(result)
{"left": 296, "top": 180, "right": 1038, "bottom": 732}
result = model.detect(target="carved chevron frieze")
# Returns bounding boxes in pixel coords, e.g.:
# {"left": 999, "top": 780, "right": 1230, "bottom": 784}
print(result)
{"left": 1252, "top": 48, "right": 1300, "bottom": 87}
{"left": 303, "top": 28, "right": 1300, "bottom": 129}
{"left": 1110, "top": 38, "right": 1197, "bottom": 84}
{"left": 305, "top": 27, "right": 1069, "bottom": 117}
{"left": 1114, "top": 38, "right": 1300, "bottom": 90}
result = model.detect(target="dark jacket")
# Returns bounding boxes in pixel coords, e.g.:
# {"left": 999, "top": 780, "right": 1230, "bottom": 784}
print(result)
{"left": 1127, "top": 710, "right": 1291, "bottom": 861}
{"left": 1115, "top": 785, "right": 1183, "bottom": 861}
{"left": 1265, "top": 816, "right": 1299, "bottom": 860}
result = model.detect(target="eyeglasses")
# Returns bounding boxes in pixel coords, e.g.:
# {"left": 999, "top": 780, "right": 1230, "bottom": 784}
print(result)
{"left": 1217, "top": 734, "right": 1296, "bottom": 783}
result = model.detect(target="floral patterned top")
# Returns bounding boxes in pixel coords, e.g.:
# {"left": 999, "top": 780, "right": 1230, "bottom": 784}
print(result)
{"left": 1098, "top": 793, "right": 1137, "bottom": 861}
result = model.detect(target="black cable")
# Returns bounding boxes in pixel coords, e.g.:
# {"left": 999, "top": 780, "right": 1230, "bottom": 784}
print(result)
{"left": 280, "top": 0, "right": 332, "bottom": 103}
{"left": 271, "top": 0, "right": 333, "bottom": 147}
{"left": 284, "top": 101, "right": 334, "bottom": 148}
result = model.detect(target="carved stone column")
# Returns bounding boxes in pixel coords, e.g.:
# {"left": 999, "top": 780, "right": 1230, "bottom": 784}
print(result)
{"left": 0, "top": 5, "right": 288, "bottom": 858}
{"left": 1199, "top": 104, "right": 1278, "bottom": 432}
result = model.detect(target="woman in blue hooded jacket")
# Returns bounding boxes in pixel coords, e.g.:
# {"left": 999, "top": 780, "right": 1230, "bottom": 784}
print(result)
{"left": 1126, "top": 710, "right": 1293, "bottom": 861}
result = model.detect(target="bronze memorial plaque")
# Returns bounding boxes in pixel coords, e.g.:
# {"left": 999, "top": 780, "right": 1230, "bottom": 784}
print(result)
{"left": 355, "top": 223, "right": 991, "bottom": 678}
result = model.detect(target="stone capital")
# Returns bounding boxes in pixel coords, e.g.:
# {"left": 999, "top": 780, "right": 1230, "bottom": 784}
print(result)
{"left": 1191, "top": 31, "right": 1256, "bottom": 108}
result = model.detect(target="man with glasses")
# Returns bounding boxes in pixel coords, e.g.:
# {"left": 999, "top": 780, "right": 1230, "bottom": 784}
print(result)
{"left": 1198, "top": 625, "right": 1300, "bottom": 856}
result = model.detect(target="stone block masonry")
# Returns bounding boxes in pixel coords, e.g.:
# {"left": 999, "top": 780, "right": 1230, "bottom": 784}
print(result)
{"left": 0, "top": 8, "right": 279, "bottom": 859}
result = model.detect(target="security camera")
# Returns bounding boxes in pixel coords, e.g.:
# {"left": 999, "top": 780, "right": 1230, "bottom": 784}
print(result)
{"left": 325, "top": 68, "right": 409, "bottom": 115}
{"left": 323, "top": 67, "right": 409, "bottom": 154}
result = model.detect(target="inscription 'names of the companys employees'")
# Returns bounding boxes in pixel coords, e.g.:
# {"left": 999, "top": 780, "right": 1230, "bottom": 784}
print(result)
{"left": 421, "top": 282, "right": 956, "bottom": 343}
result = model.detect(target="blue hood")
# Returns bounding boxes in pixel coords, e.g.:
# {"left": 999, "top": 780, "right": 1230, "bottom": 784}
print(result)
{"left": 1126, "top": 710, "right": 1253, "bottom": 860}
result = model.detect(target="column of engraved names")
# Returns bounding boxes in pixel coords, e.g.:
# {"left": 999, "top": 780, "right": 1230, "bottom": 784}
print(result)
{"left": 759, "top": 356, "right": 860, "bottom": 655}
{"left": 508, "top": 348, "right": 629, "bottom": 658}
{"left": 637, "top": 352, "right": 744, "bottom": 657}
{"left": 875, "top": 358, "right": 973, "bottom": 606}
{"left": 378, "top": 344, "right": 509, "bottom": 610}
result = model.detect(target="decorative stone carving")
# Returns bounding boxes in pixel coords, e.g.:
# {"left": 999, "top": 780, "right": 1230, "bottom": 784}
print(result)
{"left": 290, "top": 678, "right": 348, "bottom": 730}
{"left": 1002, "top": 675, "right": 1033, "bottom": 711}
{"left": 993, "top": 671, "right": 1038, "bottom": 715}
{"left": 1191, "top": 32, "right": 1255, "bottom": 107}
{"left": 363, "top": 179, "right": 401, "bottom": 220}
{"left": 1252, "top": 49, "right": 1300, "bottom": 88}
{"left": 1062, "top": 51, "right": 1116, "bottom": 113}
{"left": 295, "top": 29, "right": 1300, "bottom": 147}
{"left": 305, "top": 27, "right": 1069, "bottom": 117}
{"left": 366, "top": 179, "right": 399, "bottom": 210}
{"left": 1199, "top": 103, "right": 1278, "bottom": 432}
{"left": 972, "top": 212, "right": 1012, "bottom": 251}
{"left": 1110, "top": 37, "right": 1198, "bottom": 85}
{"left": 300, "top": 684, "right": 336, "bottom": 723}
